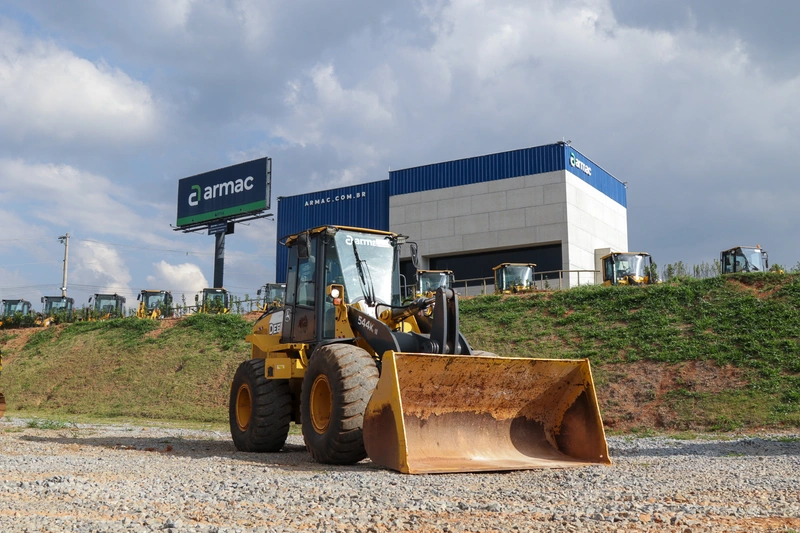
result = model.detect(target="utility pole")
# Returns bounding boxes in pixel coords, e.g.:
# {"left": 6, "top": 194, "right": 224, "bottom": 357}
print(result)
{"left": 58, "top": 233, "right": 69, "bottom": 297}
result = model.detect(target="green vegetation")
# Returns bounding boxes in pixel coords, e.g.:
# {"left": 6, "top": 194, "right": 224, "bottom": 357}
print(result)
{"left": 459, "top": 273, "right": 800, "bottom": 430}
{"left": 1, "top": 273, "right": 799, "bottom": 431}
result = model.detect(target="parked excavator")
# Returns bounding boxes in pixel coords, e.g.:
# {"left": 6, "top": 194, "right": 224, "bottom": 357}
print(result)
{"left": 40, "top": 296, "right": 75, "bottom": 326}
{"left": 197, "top": 288, "right": 230, "bottom": 314}
{"left": 136, "top": 290, "right": 173, "bottom": 319}
{"left": 87, "top": 293, "right": 126, "bottom": 320}
{"left": 720, "top": 245, "right": 769, "bottom": 274}
{"left": 493, "top": 263, "right": 537, "bottom": 294}
{"left": 257, "top": 283, "right": 285, "bottom": 313}
{"left": 229, "top": 225, "right": 609, "bottom": 474}
{"left": 600, "top": 252, "right": 655, "bottom": 286}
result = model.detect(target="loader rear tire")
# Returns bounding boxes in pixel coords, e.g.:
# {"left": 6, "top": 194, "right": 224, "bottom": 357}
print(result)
{"left": 301, "top": 343, "right": 379, "bottom": 465}
{"left": 229, "top": 358, "right": 292, "bottom": 453}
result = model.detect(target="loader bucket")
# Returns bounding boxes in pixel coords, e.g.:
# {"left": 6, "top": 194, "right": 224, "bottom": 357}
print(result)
{"left": 363, "top": 353, "right": 610, "bottom": 474}
{"left": 0, "top": 392, "right": 5, "bottom": 419}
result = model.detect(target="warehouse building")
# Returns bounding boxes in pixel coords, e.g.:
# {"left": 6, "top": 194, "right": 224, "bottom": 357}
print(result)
{"left": 276, "top": 142, "right": 628, "bottom": 290}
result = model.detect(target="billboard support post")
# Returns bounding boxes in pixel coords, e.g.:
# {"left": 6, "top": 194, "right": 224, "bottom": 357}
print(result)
{"left": 214, "top": 232, "right": 225, "bottom": 289}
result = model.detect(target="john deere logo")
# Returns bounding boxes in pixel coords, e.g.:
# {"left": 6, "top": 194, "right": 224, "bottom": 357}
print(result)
{"left": 188, "top": 176, "right": 255, "bottom": 206}
{"left": 569, "top": 152, "right": 592, "bottom": 176}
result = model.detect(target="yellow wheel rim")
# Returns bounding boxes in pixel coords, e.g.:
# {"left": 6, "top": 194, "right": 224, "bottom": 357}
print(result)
{"left": 310, "top": 374, "right": 332, "bottom": 434}
{"left": 235, "top": 384, "right": 252, "bottom": 432}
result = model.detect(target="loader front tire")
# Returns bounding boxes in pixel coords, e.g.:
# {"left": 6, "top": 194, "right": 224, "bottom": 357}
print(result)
{"left": 301, "top": 343, "right": 379, "bottom": 464}
{"left": 229, "top": 358, "right": 292, "bottom": 453}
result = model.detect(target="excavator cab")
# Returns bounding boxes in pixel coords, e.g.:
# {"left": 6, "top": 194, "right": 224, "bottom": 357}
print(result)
{"left": 601, "top": 252, "right": 654, "bottom": 286}
{"left": 721, "top": 246, "right": 769, "bottom": 274}
{"left": 258, "top": 283, "right": 286, "bottom": 312}
{"left": 493, "top": 263, "right": 537, "bottom": 294}
{"left": 137, "top": 290, "right": 173, "bottom": 319}
{"left": 88, "top": 294, "right": 126, "bottom": 319}
{"left": 416, "top": 269, "right": 455, "bottom": 297}
{"left": 199, "top": 288, "right": 230, "bottom": 314}
{"left": 230, "top": 226, "right": 609, "bottom": 474}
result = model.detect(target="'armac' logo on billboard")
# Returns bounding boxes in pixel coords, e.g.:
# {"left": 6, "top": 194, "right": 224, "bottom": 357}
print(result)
{"left": 304, "top": 191, "right": 367, "bottom": 207}
{"left": 188, "top": 177, "right": 255, "bottom": 206}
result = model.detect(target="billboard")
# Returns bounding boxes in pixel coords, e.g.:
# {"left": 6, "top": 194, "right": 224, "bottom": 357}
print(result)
{"left": 176, "top": 157, "right": 271, "bottom": 228}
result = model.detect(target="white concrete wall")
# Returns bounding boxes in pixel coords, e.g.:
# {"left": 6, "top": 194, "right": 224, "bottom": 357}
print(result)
{"left": 564, "top": 173, "right": 628, "bottom": 287}
{"left": 389, "top": 169, "right": 628, "bottom": 288}
{"left": 390, "top": 171, "right": 568, "bottom": 271}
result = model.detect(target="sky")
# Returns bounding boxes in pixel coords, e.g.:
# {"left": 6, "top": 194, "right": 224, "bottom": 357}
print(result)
{"left": 1, "top": 0, "right": 799, "bottom": 310}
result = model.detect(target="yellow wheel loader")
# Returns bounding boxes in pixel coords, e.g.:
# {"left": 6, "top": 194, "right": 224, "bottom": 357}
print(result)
{"left": 257, "top": 283, "right": 286, "bottom": 313}
{"left": 86, "top": 294, "right": 126, "bottom": 320}
{"left": 136, "top": 290, "right": 173, "bottom": 319}
{"left": 600, "top": 252, "right": 655, "bottom": 286}
{"left": 197, "top": 288, "right": 230, "bottom": 314}
{"left": 415, "top": 269, "right": 455, "bottom": 297}
{"left": 493, "top": 263, "right": 537, "bottom": 294}
{"left": 720, "top": 245, "right": 769, "bottom": 274}
{"left": 0, "top": 299, "right": 34, "bottom": 328}
{"left": 40, "top": 296, "right": 75, "bottom": 326}
{"left": 230, "top": 225, "right": 609, "bottom": 474}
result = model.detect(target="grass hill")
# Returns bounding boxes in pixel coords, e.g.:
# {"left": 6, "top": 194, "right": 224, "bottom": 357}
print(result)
{"left": 1, "top": 273, "right": 799, "bottom": 434}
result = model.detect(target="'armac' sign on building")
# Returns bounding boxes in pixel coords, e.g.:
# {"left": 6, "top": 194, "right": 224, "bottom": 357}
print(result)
{"left": 304, "top": 191, "right": 367, "bottom": 207}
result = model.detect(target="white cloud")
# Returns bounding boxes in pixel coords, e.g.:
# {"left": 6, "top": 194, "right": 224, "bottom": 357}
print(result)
{"left": 0, "top": 24, "right": 159, "bottom": 146}
{"left": 71, "top": 241, "right": 132, "bottom": 297}
{"left": 146, "top": 261, "right": 208, "bottom": 297}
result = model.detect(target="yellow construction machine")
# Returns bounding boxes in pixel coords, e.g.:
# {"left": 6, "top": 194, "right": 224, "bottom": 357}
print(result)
{"left": 136, "top": 290, "right": 173, "bottom": 319}
{"left": 40, "top": 296, "right": 75, "bottom": 326}
{"left": 87, "top": 293, "right": 127, "bottom": 320}
{"left": 229, "top": 225, "right": 609, "bottom": 474}
{"left": 197, "top": 288, "right": 230, "bottom": 314}
{"left": 257, "top": 283, "right": 285, "bottom": 312}
{"left": 600, "top": 252, "right": 655, "bottom": 286}
{"left": 0, "top": 299, "right": 34, "bottom": 327}
{"left": 720, "top": 245, "right": 769, "bottom": 274}
{"left": 415, "top": 269, "right": 455, "bottom": 297}
{"left": 493, "top": 263, "right": 537, "bottom": 294}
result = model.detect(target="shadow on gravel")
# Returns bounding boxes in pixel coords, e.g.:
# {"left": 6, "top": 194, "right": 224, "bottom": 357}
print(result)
{"left": 610, "top": 438, "right": 800, "bottom": 458}
{"left": 19, "top": 434, "right": 385, "bottom": 473}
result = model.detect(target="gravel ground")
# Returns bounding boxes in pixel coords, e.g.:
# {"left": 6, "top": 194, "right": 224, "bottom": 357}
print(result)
{"left": 1, "top": 418, "right": 798, "bottom": 533}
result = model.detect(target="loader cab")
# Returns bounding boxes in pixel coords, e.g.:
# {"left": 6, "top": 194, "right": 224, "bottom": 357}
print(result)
{"left": 281, "top": 226, "right": 402, "bottom": 344}
{"left": 89, "top": 293, "right": 126, "bottom": 319}
{"left": 258, "top": 283, "right": 286, "bottom": 312}
{"left": 41, "top": 296, "right": 74, "bottom": 318}
{"left": 416, "top": 270, "right": 454, "bottom": 297}
{"left": 601, "top": 252, "right": 654, "bottom": 286}
{"left": 137, "top": 290, "right": 173, "bottom": 318}
{"left": 199, "top": 288, "right": 230, "bottom": 314}
{"left": 721, "top": 246, "right": 768, "bottom": 274}
{"left": 1, "top": 299, "right": 32, "bottom": 317}
{"left": 493, "top": 263, "right": 537, "bottom": 294}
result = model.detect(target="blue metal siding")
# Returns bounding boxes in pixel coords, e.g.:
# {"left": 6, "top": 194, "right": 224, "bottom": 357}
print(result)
{"left": 389, "top": 143, "right": 626, "bottom": 207}
{"left": 564, "top": 148, "right": 627, "bottom": 207}
{"left": 275, "top": 180, "right": 390, "bottom": 282}
{"left": 389, "top": 144, "right": 565, "bottom": 195}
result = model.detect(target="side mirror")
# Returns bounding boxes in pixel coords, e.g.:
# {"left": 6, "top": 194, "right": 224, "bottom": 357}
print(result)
{"left": 297, "top": 232, "right": 310, "bottom": 259}
{"left": 137, "top": 294, "right": 141, "bottom": 301}
{"left": 41, "top": 297, "right": 44, "bottom": 303}
{"left": 257, "top": 289, "right": 262, "bottom": 296}
{"left": 409, "top": 242, "right": 420, "bottom": 269}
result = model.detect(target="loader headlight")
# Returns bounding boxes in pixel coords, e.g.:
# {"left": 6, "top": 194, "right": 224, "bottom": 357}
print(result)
{"left": 330, "top": 287, "right": 341, "bottom": 299}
